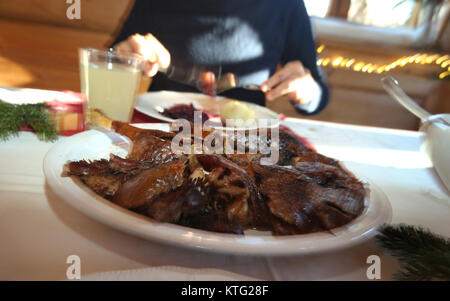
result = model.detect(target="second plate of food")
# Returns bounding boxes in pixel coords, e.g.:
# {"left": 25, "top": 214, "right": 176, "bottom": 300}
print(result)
{"left": 135, "top": 91, "right": 280, "bottom": 130}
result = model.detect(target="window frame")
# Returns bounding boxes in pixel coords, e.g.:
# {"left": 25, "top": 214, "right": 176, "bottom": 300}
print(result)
{"left": 308, "top": 0, "right": 449, "bottom": 48}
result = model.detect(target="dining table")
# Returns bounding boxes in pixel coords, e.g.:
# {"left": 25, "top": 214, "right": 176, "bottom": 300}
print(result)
{"left": 0, "top": 87, "right": 449, "bottom": 281}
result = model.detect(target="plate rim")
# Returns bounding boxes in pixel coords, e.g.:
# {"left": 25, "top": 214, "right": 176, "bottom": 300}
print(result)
{"left": 43, "top": 127, "right": 392, "bottom": 256}
{"left": 135, "top": 90, "right": 281, "bottom": 130}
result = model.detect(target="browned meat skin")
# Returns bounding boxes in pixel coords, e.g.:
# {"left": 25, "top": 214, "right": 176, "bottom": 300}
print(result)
{"left": 196, "top": 154, "right": 272, "bottom": 229}
{"left": 226, "top": 194, "right": 251, "bottom": 225}
{"left": 178, "top": 183, "right": 247, "bottom": 235}
{"left": 293, "top": 161, "right": 351, "bottom": 185}
{"left": 224, "top": 153, "right": 260, "bottom": 178}
{"left": 64, "top": 155, "right": 154, "bottom": 177}
{"left": 172, "top": 174, "right": 248, "bottom": 234}
{"left": 268, "top": 214, "right": 313, "bottom": 235}
{"left": 222, "top": 128, "right": 314, "bottom": 166}
{"left": 64, "top": 155, "right": 155, "bottom": 199}
{"left": 112, "top": 121, "right": 176, "bottom": 141}
{"left": 253, "top": 164, "right": 323, "bottom": 233}
{"left": 312, "top": 201, "right": 358, "bottom": 230}
{"left": 133, "top": 184, "right": 190, "bottom": 223}
{"left": 78, "top": 174, "right": 124, "bottom": 199}
{"left": 132, "top": 175, "right": 210, "bottom": 224}
{"left": 175, "top": 155, "right": 253, "bottom": 232}
{"left": 108, "top": 154, "right": 155, "bottom": 174}
{"left": 63, "top": 159, "right": 110, "bottom": 176}
{"left": 127, "top": 133, "right": 178, "bottom": 164}
{"left": 112, "top": 158, "right": 188, "bottom": 209}
{"left": 293, "top": 161, "right": 366, "bottom": 216}
{"left": 182, "top": 179, "right": 210, "bottom": 216}
{"left": 252, "top": 162, "right": 363, "bottom": 234}
{"left": 293, "top": 152, "right": 338, "bottom": 166}
{"left": 277, "top": 129, "right": 314, "bottom": 165}
{"left": 218, "top": 128, "right": 311, "bottom": 166}
{"left": 179, "top": 210, "right": 245, "bottom": 234}
{"left": 63, "top": 119, "right": 367, "bottom": 235}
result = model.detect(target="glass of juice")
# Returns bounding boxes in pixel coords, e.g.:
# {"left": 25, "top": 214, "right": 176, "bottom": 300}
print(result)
{"left": 79, "top": 48, "right": 143, "bottom": 125}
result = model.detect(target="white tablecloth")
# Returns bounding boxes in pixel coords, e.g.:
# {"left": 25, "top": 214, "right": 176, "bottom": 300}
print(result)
{"left": 0, "top": 117, "right": 449, "bottom": 281}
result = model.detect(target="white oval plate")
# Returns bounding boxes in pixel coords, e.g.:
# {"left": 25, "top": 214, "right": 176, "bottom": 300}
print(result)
{"left": 43, "top": 124, "right": 392, "bottom": 256}
{"left": 135, "top": 91, "right": 280, "bottom": 130}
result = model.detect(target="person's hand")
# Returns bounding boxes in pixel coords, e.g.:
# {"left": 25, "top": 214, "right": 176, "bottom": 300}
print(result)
{"left": 261, "top": 61, "right": 317, "bottom": 105}
{"left": 114, "top": 33, "right": 171, "bottom": 77}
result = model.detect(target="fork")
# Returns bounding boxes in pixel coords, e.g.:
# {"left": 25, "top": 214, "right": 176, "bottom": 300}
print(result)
{"left": 214, "top": 72, "right": 261, "bottom": 94}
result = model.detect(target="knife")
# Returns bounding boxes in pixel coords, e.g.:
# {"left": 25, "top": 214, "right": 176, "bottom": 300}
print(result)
{"left": 158, "top": 63, "right": 260, "bottom": 96}
{"left": 158, "top": 62, "right": 222, "bottom": 96}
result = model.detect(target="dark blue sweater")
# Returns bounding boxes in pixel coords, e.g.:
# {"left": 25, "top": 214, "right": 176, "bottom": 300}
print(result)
{"left": 113, "top": 0, "right": 329, "bottom": 115}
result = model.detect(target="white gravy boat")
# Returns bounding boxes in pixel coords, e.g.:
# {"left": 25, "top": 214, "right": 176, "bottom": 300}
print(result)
{"left": 382, "top": 76, "right": 450, "bottom": 191}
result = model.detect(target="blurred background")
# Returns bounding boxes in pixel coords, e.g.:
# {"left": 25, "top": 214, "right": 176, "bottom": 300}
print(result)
{"left": 0, "top": 0, "right": 449, "bottom": 130}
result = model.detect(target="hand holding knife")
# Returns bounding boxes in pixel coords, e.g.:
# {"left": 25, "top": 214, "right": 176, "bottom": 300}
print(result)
{"left": 114, "top": 33, "right": 264, "bottom": 96}
{"left": 115, "top": 33, "right": 261, "bottom": 96}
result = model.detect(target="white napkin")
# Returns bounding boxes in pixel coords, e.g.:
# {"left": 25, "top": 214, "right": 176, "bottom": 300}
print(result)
{"left": 0, "top": 87, "right": 81, "bottom": 104}
{"left": 81, "top": 266, "right": 259, "bottom": 281}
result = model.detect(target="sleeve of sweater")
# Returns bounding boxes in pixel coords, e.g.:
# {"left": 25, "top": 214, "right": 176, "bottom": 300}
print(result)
{"left": 111, "top": 0, "right": 149, "bottom": 47}
{"left": 280, "top": 0, "right": 329, "bottom": 115}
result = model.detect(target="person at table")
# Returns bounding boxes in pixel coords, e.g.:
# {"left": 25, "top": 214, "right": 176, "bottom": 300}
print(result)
{"left": 113, "top": 0, "right": 329, "bottom": 115}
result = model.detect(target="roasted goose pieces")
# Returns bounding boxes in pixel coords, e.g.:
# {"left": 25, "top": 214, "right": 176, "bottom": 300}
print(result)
{"left": 293, "top": 161, "right": 366, "bottom": 215}
{"left": 277, "top": 129, "right": 314, "bottom": 165}
{"left": 113, "top": 158, "right": 188, "bottom": 209}
{"left": 173, "top": 154, "right": 253, "bottom": 234}
{"left": 217, "top": 127, "right": 313, "bottom": 166}
{"left": 88, "top": 108, "right": 176, "bottom": 141}
{"left": 63, "top": 116, "right": 367, "bottom": 235}
{"left": 63, "top": 155, "right": 155, "bottom": 199}
{"left": 64, "top": 153, "right": 366, "bottom": 235}
{"left": 252, "top": 160, "right": 365, "bottom": 234}
{"left": 112, "top": 121, "right": 177, "bottom": 141}
{"left": 127, "top": 133, "right": 178, "bottom": 164}
{"left": 194, "top": 154, "right": 261, "bottom": 232}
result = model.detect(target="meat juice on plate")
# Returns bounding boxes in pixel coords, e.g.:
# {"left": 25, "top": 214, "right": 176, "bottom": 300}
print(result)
{"left": 80, "top": 62, "right": 142, "bottom": 122}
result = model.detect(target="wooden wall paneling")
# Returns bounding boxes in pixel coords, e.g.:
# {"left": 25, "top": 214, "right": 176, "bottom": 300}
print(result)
{"left": 0, "top": 19, "right": 110, "bottom": 91}
{"left": 423, "top": 82, "right": 450, "bottom": 114}
{"left": 267, "top": 87, "right": 421, "bottom": 130}
{"left": 325, "top": 69, "right": 440, "bottom": 99}
{"left": 0, "top": 0, "right": 134, "bottom": 34}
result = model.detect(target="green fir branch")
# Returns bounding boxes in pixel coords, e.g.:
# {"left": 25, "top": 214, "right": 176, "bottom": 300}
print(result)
{"left": 0, "top": 102, "right": 22, "bottom": 140}
{"left": 0, "top": 101, "right": 58, "bottom": 142}
{"left": 376, "top": 224, "right": 450, "bottom": 281}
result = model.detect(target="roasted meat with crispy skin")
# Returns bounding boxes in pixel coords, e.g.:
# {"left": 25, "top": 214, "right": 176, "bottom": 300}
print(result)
{"left": 63, "top": 116, "right": 367, "bottom": 236}
{"left": 63, "top": 154, "right": 155, "bottom": 199}
{"left": 252, "top": 161, "right": 365, "bottom": 234}
{"left": 113, "top": 158, "right": 188, "bottom": 209}
{"left": 133, "top": 181, "right": 201, "bottom": 223}
{"left": 127, "top": 133, "right": 178, "bottom": 163}
{"left": 112, "top": 121, "right": 176, "bottom": 141}
{"left": 185, "top": 154, "right": 253, "bottom": 233}
{"left": 293, "top": 161, "right": 366, "bottom": 216}
{"left": 219, "top": 128, "right": 313, "bottom": 166}
{"left": 277, "top": 129, "right": 314, "bottom": 165}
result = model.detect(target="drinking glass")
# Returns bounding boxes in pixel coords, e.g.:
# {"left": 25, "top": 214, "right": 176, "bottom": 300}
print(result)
{"left": 79, "top": 48, "right": 143, "bottom": 125}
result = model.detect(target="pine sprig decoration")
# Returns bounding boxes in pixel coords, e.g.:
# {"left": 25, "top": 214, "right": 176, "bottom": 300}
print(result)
{"left": 0, "top": 102, "right": 22, "bottom": 140}
{"left": 0, "top": 101, "right": 58, "bottom": 142}
{"left": 376, "top": 224, "right": 450, "bottom": 281}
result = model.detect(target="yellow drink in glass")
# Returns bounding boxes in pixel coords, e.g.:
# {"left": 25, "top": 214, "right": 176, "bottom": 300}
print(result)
{"left": 79, "top": 48, "right": 143, "bottom": 124}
